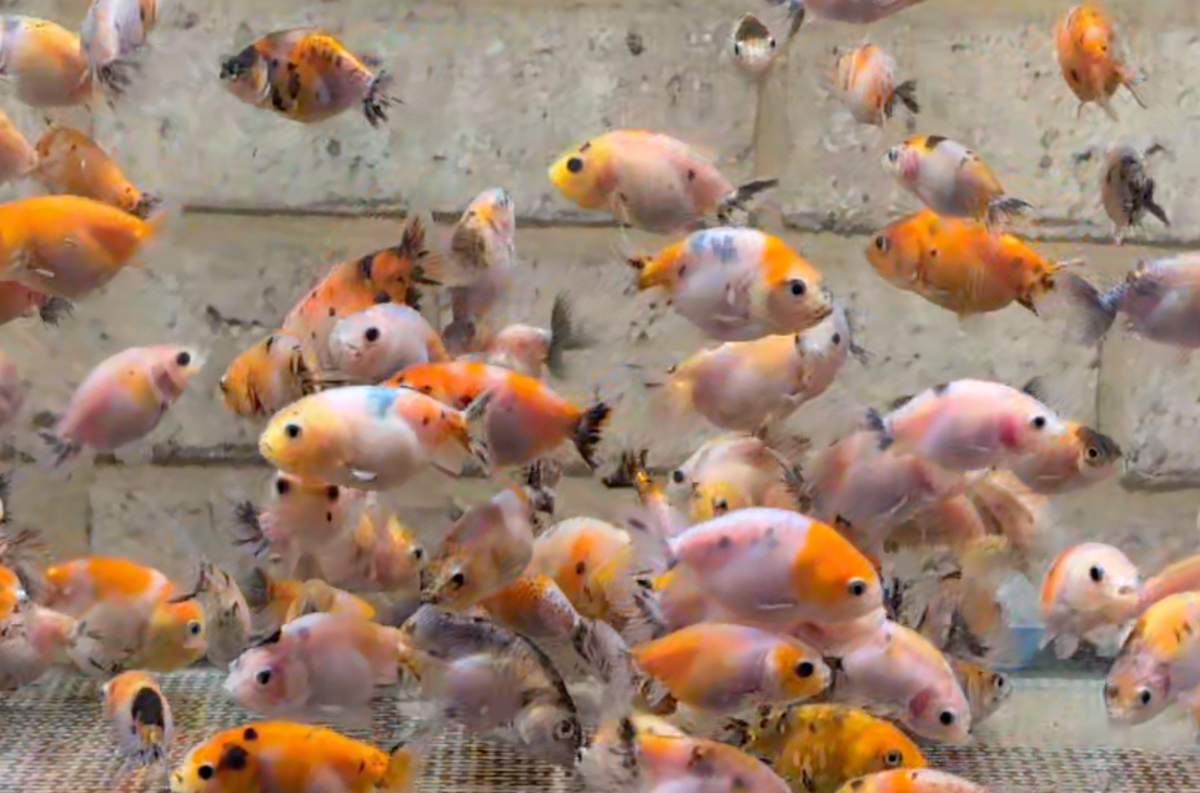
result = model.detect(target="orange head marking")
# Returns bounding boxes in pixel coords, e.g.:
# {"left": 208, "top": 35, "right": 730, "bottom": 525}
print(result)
{"left": 548, "top": 136, "right": 614, "bottom": 210}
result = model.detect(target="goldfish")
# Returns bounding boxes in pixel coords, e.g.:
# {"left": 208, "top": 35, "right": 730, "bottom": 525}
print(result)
{"left": 632, "top": 623, "right": 829, "bottom": 713}
{"left": 0, "top": 194, "right": 165, "bottom": 299}
{"left": 41, "top": 345, "right": 204, "bottom": 467}
{"left": 444, "top": 187, "right": 518, "bottom": 352}
{"left": 478, "top": 292, "right": 592, "bottom": 379}
{"left": 865, "top": 210, "right": 1077, "bottom": 317}
{"left": 225, "top": 612, "right": 415, "bottom": 722}
{"left": 425, "top": 487, "right": 535, "bottom": 610}
{"left": 327, "top": 303, "right": 448, "bottom": 384}
{"left": 0, "top": 603, "right": 77, "bottom": 689}
{"left": 1007, "top": 420, "right": 1121, "bottom": 495}
{"left": 220, "top": 332, "right": 310, "bottom": 418}
{"left": 1054, "top": 4, "right": 1145, "bottom": 122}
{"left": 35, "top": 127, "right": 160, "bottom": 219}
{"left": 768, "top": 0, "right": 927, "bottom": 24}
{"left": 0, "top": 351, "right": 25, "bottom": 433}
{"left": 1104, "top": 592, "right": 1200, "bottom": 725}
{"left": 1100, "top": 143, "right": 1169, "bottom": 244}
{"left": 1040, "top": 542, "right": 1141, "bottom": 659}
{"left": 480, "top": 574, "right": 583, "bottom": 641}
{"left": 901, "top": 563, "right": 1010, "bottom": 660}
{"left": 631, "top": 228, "right": 834, "bottom": 342}
{"left": 0, "top": 281, "right": 72, "bottom": 327}
{"left": 258, "top": 385, "right": 485, "bottom": 490}
{"left": 950, "top": 657, "right": 1010, "bottom": 725}
{"left": 662, "top": 304, "right": 851, "bottom": 434}
{"left": 833, "top": 770, "right": 985, "bottom": 793}
{"left": 170, "top": 721, "right": 423, "bottom": 793}
{"left": 321, "top": 503, "right": 424, "bottom": 594}
{"left": 865, "top": 379, "right": 1067, "bottom": 474}
{"left": 527, "top": 516, "right": 638, "bottom": 626}
{"left": 0, "top": 108, "right": 37, "bottom": 185}
{"left": 102, "top": 670, "right": 172, "bottom": 769}
{"left": 80, "top": 0, "right": 159, "bottom": 92}
{"left": 735, "top": 704, "right": 927, "bottom": 793}
{"left": 670, "top": 434, "right": 802, "bottom": 522}
{"left": 831, "top": 44, "right": 917, "bottom": 126}
{"left": 830, "top": 620, "right": 971, "bottom": 743}
{"left": 883, "top": 136, "right": 1032, "bottom": 229}
{"left": 730, "top": 14, "right": 784, "bottom": 78}
{"left": 1061, "top": 255, "right": 1200, "bottom": 351}
{"left": 0, "top": 16, "right": 93, "bottom": 107}
{"left": 220, "top": 29, "right": 396, "bottom": 127}
{"left": 389, "top": 361, "right": 611, "bottom": 470}
{"left": 239, "top": 567, "right": 375, "bottom": 635}
{"left": 548, "top": 129, "right": 777, "bottom": 234}
{"left": 183, "top": 560, "right": 251, "bottom": 668}
{"left": 1139, "top": 555, "right": 1200, "bottom": 615}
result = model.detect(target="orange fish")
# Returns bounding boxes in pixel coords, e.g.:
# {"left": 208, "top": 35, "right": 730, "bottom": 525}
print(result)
{"left": 0, "top": 108, "right": 38, "bottom": 185}
{"left": 220, "top": 332, "right": 311, "bottom": 418}
{"left": 240, "top": 567, "right": 376, "bottom": 636}
{"left": 1104, "top": 592, "right": 1200, "bottom": 726}
{"left": 527, "top": 516, "right": 637, "bottom": 626}
{"left": 0, "top": 16, "right": 93, "bottom": 107}
{"left": 0, "top": 281, "right": 72, "bottom": 327}
{"left": 1054, "top": 4, "right": 1145, "bottom": 121}
{"left": 832, "top": 44, "right": 918, "bottom": 126}
{"left": 102, "top": 669, "right": 172, "bottom": 768}
{"left": 36, "top": 127, "right": 160, "bottom": 218}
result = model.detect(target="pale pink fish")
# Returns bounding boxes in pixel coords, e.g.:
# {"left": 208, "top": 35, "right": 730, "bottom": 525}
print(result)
{"left": 327, "top": 303, "right": 449, "bottom": 383}
{"left": 0, "top": 604, "right": 76, "bottom": 690}
{"left": 1040, "top": 542, "right": 1142, "bottom": 659}
{"left": 480, "top": 293, "right": 591, "bottom": 379}
{"left": 0, "top": 16, "right": 93, "bottom": 107}
{"left": 318, "top": 502, "right": 424, "bottom": 594}
{"left": 224, "top": 612, "right": 414, "bottom": 722}
{"left": 832, "top": 43, "right": 918, "bottom": 126}
{"left": 1061, "top": 255, "right": 1200, "bottom": 350}
{"left": 790, "top": 607, "right": 889, "bottom": 658}
{"left": 866, "top": 379, "right": 1069, "bottom": 474}
{"left": 444, "top": 188, "right": 518, "bottom": 353}
{"left": 831, "top": 619, "right": 972, "bottom": 743}
{"left": 41, "top": 345, "right": 203, "bottom": 467}
{"left": 80, "top": 0, "right": 159, "bottom": 92}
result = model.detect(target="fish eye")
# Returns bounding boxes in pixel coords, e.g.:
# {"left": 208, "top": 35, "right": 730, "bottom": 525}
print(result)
{"left": 198, "top": 764, "right": 215, "bottom": 780}
{"left": 218, "top": 376, "right": 228, "bottom": 393}
{"left": 176, "top": 351, "right": 192, "bottom": 367}
{"left": 1089, "top": 565, "right": 1104, "bottom": 583}
{"left": 284, "top": 423, "right": 302, "bottom": 439}
{"left": 412, "top": 547, "right": 423, "bottom": 560}
{"left": 832, "top": 333, "right": 842, "bottom": 345}
{"left": 769, "top": 38, "right": 776, "bottom": 49}
{"left": 256, "top": 669, "right": 272, "bottom": 686}
{"left": 566, "top": 157, "right": 584, "bottom": 174}
{"left": 1031, "top": 416, "right": 1047, "bottom": 430}
{"left": 553, "top": 719, "right": 578, "bottom": 740}
{"left": 364, "top": 327, "right": 381, "bottom": 343}
{"left": 326, "top": 485, "right": 339, "bottom": 500}
{"left": 188, "top": 620, "right": 202, "bottom": 635}
{"left": 733, "top": 41, "right": 743, "bottom": 56}
{"left": 847, "top": 578, "right": 868, "bottom": 597}
{"left": 672, "top": 470, "right": 685, "bottom": 484}
{"left": 789, "top": 279, "right": 807, "bottom": 297}
{"left": 795, "top": 661, "right": 815, "bottom": 678}
{"left": 1138, "top": 687, "right": 1153, "bottom": 706}
{"left": 450, "top": 572, "right": 466, "bottom": 589}
{"left": 887, "top": 149, "right": 899, "bottom": 163}
{"left": 884, "top": 749, "right": 903, "bottom": 767}
{"left": 874, "top": 235, "right": 889, "bottom": 252}
{"left": 275, "top": 478, "right": 291, "bottom": 496}
{"left": 992, "top": 674, "right": 1008, "bottom": 691}
{"left": 939, "top": 710, "right": 956, "bottom": 726}
{"left": 1087, "top": 446, "right": 1100, "bottom": 460}
{"left": 714, "top": 497, "right": 729, "bottom": 511}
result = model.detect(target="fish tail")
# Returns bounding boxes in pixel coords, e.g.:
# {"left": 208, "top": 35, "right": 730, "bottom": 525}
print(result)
{"left": 38, "top": 431, "right": 80, "bottom": 468}
{"left": 1143, "top": 183, "right": 1171, "bottom": 227}
{"left": 572, "top": 402, "right": 612, "bottom": 471}
{"left": 37, "top": 297, "right": 73, "bottom": 326}
{"left": 363, "top": 70, "right": 399, "bottom": 128}
{"left": 984, "top": 196, "right": 1034, "bottom": 230}
{"left": 523, "top": 458, "right": 563, "bottom": 515}
{"left": 396, "top": 212, "right": 446, "bottom": 288}
{"left": 864, "top": 408, "right": 893, "bottom": 450}
{"left": 1121, "top": 66, "right": 1149, "bottom": 109}
{"left": 130, "top": 191, "right": 163, "bottom": 221}
{"left": 230, "top": 500, "right": 271, "bottom": 559}
{"left": 717, "top": 178, "right": 780, "bottom": 224}
{"left": 547, "top": 292, "right": 593, "bottom": 379}
{"left": 1058, "top": 272, "right": 1119, "bottom": 345}
{"left": 381, "top": 734, "right": 429, "bottom": 793}
{"left": 893, "top": 79, "right": 920, "bottom": 114}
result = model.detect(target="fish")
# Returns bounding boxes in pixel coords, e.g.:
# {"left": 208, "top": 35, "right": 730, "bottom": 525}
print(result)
{"left": 224, "top": 611, "right": 415, "bottom": 723}
{"left": 632, "top": 622, "right": 830, "bottom": 713}
{"left": 670, "top": 434, "right": 803, "bottom": 522}
{"left": 1104, "top": 592, "right": 1200, "bottom": 726}
{"left": 35, "top": 127, "right": 160, "bottom": 219}
{"left": 388, "top": 361, "right": 611, "bottom": 470}
{"left": 320, "top": 502, "right": 424, "bottom": 594}
{"left": 768, "top": 0, "right": 928, "bottom": 24}
{"left": 0, "top": 604, "right": 77, "bottom": 690}
{"left": 833, "top": 769, "right": 985, "bottom": 793}
{"left": 258, "top": 385, "right": 485, "bottom": 490}
{"left": 864, "top": 379, "right": 1069, "bottom": 474}
{"left": 328, "top": 303, "right": 448, "bottom": 384}
{"left": 1139, "top": 555, "right": 1200, "bottom": 615}
{"left": 1040, "top": 542, "right": 1142, "bottom": 660}
{"left": 0, "top": 16, "right": 93, "bottom": 107}
{"left": 444, "top": 187, "right": 518, "bottom": 352}
{"left": 548, "top": 129, "right": 778, "bottom": 234}
{"left": 80, "top": 0, "right": 159, "bottom": 93}
{"left": 865, "top": 210, "right": 1079, "bottom": 317}
{"left": 102, "top": 670, "right": 172, "bottom": 769}
{"left": 478, "top": 292, "right": 593, "bottom": 379}
{"left": 1007, "top": 421, "right": 1121, "bottom": 495}
{"left": 0, "top": 194, "right": 166, "bottom": 299}
{"left": 883, "top": 136, "right": 1033, "bottom": 229}
{"left": 40, "top": 345, "right": 204, "bottom": 467}
{"left": 1054, "top": 4, "right": 1146, "bottom": 122}
{"left": 950, "top": 657, "right": 1011, "bottom": 725}
{"left": 219, "top": 332, "right": 311, "bottom": 418}
{"left": 0, "top": 528, "right": 39, "bottom": 622}
{"left": 831, "top": 44, "right": 918, "bottom": 126}
{"left": 220, "top": 28, "right": 397, "bottom": 127}
{"left": 1100, "top": 143, "right": 1169, "bottom": 244}
{"left": 179, "top": 560, "right": 252, "bottom": 668}
{"left": 169, "top": 721, "right": 424, "bottom": 793}
{"left": 527, "top": 516, "right": 640, "bottom": 628}
{"left": 630, "top": 228, "right": 835, "bottom": 342}
{"left": 0, "top": 108, "right": 38, "bottom": 185}
{"left": 239, "top": 567, "right": 376, "bottom": 636}
{"left": 0, "top": 282, "right": 73, "bottom": 327}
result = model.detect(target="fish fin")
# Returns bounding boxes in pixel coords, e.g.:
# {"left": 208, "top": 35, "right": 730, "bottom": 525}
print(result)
{"left": 1056, "top": 272, "right": 1120, "bottom": 345}
{"left": 864, "top": 408, "right": 893, "bottom": 450}
{"left": 1096, "top": 97, "right": 1120, "bottom": 122}
{"left": 381, "top": 733, "right": 431, "bottom": 793}
{"left": 893, "top": 79, "right": 920, "bottom": 115}
{"left": 38, "top": 431, "right": 80, "bottom": 469}
{"left": 362, "top": 70, "right": 400, "bottom": 128}
{"left": 571, "top": 617, "right": 634, "bottom": 691}
{"left": 717, "top": 178, "right": 781, "bottom": 225}
{"left": 394, "top": 212, "right": 447, "bottom": 289}
{"left": 1143, "top": 186, "right": 1171, "bottom": 228}
{"left": 984, "top": 196, "right": 1034, "bottom": 231}
{"left": 1052, "top": 633, "right": 1080, "bottom": 660}
{"left": 229, "top": 500, "right": 271, "bottom": 560}
{"left": 36, "top": 297, "right": 73, "bottom": 326}
{"left": 523, "top": 458, "right": 563, "bottom": 515}
{"left": 572, "top": 402, "right": 612, "bottom": 471}
{"left": 547, "top": 292, "right": 593, "bottom": 379}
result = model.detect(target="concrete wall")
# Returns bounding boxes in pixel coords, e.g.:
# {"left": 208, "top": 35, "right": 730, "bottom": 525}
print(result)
{"left": 0, "top": 0, "right": 1198, "bottom": 587}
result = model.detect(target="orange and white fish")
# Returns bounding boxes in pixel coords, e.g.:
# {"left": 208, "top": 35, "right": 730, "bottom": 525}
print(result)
{"left": 220, "top": 29, "right": 397, "bottom": 127}
{"left": 220, "top": 332, "right": 310, "bottom": 418}
{"left": 0, "top": 16, "right": 93, "bottom": 107}
{"left": 632, "top": 622, "right": 829, "bottom": 713}
{"left": 0, "top": 603, "right": 77, "bottom": 689}
{"left": 632, "top": 228, "right": 834, "bottom": 342}
{"left": 0, "top": 194, "right": 165, "bottom": 299}
{"left": 170, "top": 721, "right": 424, "bottom": 793}
{"left": 239, "top": 567, "right": 376, "bottom": 636}
{"left": 865, "top": 210, "right": 1076, "bottom": 317}
{"left": 833, "top": 769, "right": 985, "bottom": 793}
{"left": 36, "top": 127, "right": 160, "bottom": 218}
{"left": 80, "top": 0, "right": 159, "bottom": 92}
{"left": 0, "top": 108, "right": 38, "bottom": 185}
{"left": 102, "top": 670, "right": 172, "bottom": 768}
{"left": 1008, "top": 421, "right": 1121, "bottom": 495}
{"left": 0, "top": 282, "right": 72, "bottom": 327}
{"left": 389, "top": 361, "right": 610, "bottom": 470}
{"left": 832, "top": 44, "right": 917, "bottom": 126}
{"left": 258, "top": 385, "right": 485, "bottom": 490}
{"left": 1054, "top": 4, "right": 1145, "bottom": 122}
{"left": 1100, "top": 143, "right": 1169, "bottom": 244}
{"left": 865, "top": 379, "right": 1068, "bottom": 474}
{"left": 1040, "top": 542, "right": 1141, "bottom": 659}
{"left": 320, "top": 503, "right": 424, "bottom": 594}
{"left": 950, "top": 657, "right": 1011, "bottom": 726}
{"left": 548, "top": 129, "right": 777, "bottom": 234}
{"left": 669, "top": 434, "right": 801, "bottom": 521}
{"left": 478, "top": 292, "right": 592, "bottom": 379}
{"left": 444, "top": 187, "right": 517, "bottom": 352}
{"left": 527, "top": 516, "right": 639, "bottom": 628}
{"left": 41, "top": 345, "right": 204, "bottom": 467}
{"left": 225, "top": 612, "right": 414, "bottom": 722}
{"left": 328, "top": 303, "right": 448, "bottom": 384}
{"left": 1105, "top": 592, "right": 1200, "bottom": 726}
{"left": 883, "top": 136, "right": 1032, "bottom": 229}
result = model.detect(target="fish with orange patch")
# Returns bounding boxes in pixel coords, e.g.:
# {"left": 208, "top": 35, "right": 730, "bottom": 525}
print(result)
{"left": 831, "top": 44, "right": 917, "bottom": 126}
{"left": 102, "top": 670, "right": 172, "bottom": 770}
{"left": 220, "top": 28, "right": 397, "bottom": 127}
{"left": 320, "top": 502, "right": 424, "bottom": 595}
{"left": 220, "top": 332, "right": 311, "bottom": 418}
{"left": 1054, "top": 4, "right": 1146, "bottom": 122}
{"left": 1105, "top": 592, "right": 1200, "bottom": 726}
{"left": 0, "top": 108, "right": 38, "bottom": 185}
{"left": 476, "top": 292, "right": 593, "bottom": 379}
{"left": 527, "top": 516, "right": 639, "bottom": 628}
{"left": 631, "top": 228, "right": 834, "bottom": 341}
{"left": 1041, "top": 542, "right": 1141, "bottom": 659}
{"left": 1007, "top": 418, "right": 1121, "bottom": 495}
{"left": 669, "top": 434, "right": 802, "bottom": 523}
{"left": 866, "top": 210, "right": 1079, "bottom": 317}
{"left": 239, "top": 567, "right": 376, "bottom": 636}
{"left": 81, "top": 0, "right": 160, "bottom": 92}
{"left": 0, "top": 281, "right": 72, "bottom": 327}
{"left": 36, "top": 127, "right": 160, "bottom": 219}
{"left": 0, "top": 16, "right": 93, "bottom": 107}
{"left": 0, "top": 525, "right": 40, "bottom": 623}
{"left": 950, "top": 657, "right": 1011, "bottom": 725}
{"left": 328, "top": 303, "right": 448, "bottom": 384}
{"left": 389, "top": 361, "right": 611, "bottom": 470}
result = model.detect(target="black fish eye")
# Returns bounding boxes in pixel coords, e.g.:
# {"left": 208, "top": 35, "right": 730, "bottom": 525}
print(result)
{"left": 275, "top": 478, "right": 290, "bottom": 496}
{"left": 218, "top": 376, "right": 228, "bottom": 392}
{"left": 198, "top": 764, "right": 215, "bottom": 780}
{"left": 450, "top": 572, "right": 466, "bottom": 588}
{"left": 875, "top": 235, "right": 889, "bottom": 252}
{"left": 672, "top": 470, "right": 685, "bottom": 484}
{"left": 884, "top": 749, "right": 902, "bottom": 767}
{"left": 831, "top": 333, "right": 842, "bottom": 345}
{"left": 795, "top": 661, "right": 815, "bottom": 678}
{"left": 364, "top": 327, "right": 380, "bottom": 343}
{"left": 188, "top": 621, "right": 202, "bottom": 635}
{"left": 176, "top": 351, "right": 191, "bottom": 366}
{"left": 789, "top": 279, "right": 806, "bottom": 296}
{"left": 993, "top": 674, "right": 1007, "bottom": 690}
{"left": 1032, "top": 416, "right": 1047, "bottom": 429}
{"left": 285, "top": 423, "right": 301, "bottom": 439}
{"left": 848, "top": 578, "right": 867, "bottom": 597}
{"left": 1139, "top": 688, "right": 1152, "bottom": 706}
{"left": 1087, "top": 447, "right": 1100, "bottom": 460}
{"left": 256, "top": 669, "right": 272, "bottom": 686}
{"left": 887, "top": 149, "right": 899, "bottom": 162}
{"left": 326, "top": 485, "right": 339, "bottom": 501}
{"left": 939, "top": 710, "right": 955, "bottom": 726}
{"left": 733, "top": 41, "right": 743, "bottom": 56}
{"left": 1090, "top": 565, "right": 1104, "bottom": 583}
{"left": 566, "top": 157, "right": 584, "bottom": 174}
{"left": 554, "top": 719, "right": 577, "bottom": 740}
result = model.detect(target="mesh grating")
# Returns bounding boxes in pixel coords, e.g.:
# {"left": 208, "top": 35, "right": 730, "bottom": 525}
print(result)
{"left": 0, "top": 670, "right": 1197, "bottom": 792}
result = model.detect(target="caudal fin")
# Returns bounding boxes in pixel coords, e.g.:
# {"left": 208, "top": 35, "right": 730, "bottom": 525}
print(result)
{"left": 573, "top": 402, "right": 612, "bottom": 470}
{"left": 547, "top": 292, "right": 594, "bottom": 379}
{"left": 37, "top": 297, "right": 73, "bottom": 326}
{"left": 363, "top": 71, "right": 400, "bottom": 128}
{"left": 230, "top": 501, "right": 270, "bottom": 559}
{"left": 1057, "top": 272, "right": 1119, "bottom": 346}
{"left": 985, "top": 196, "right": 1034, "bottom": 230}
{"left": 38, "top": 431, "right": 79, "bottom": 469}
{"left": 889, "top": 79, "right": 920, "bottom": 117}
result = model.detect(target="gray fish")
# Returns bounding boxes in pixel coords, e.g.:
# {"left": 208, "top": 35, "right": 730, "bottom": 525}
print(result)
{"left": 1100, "top": 143, "right": 1170, "bottom": 244}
